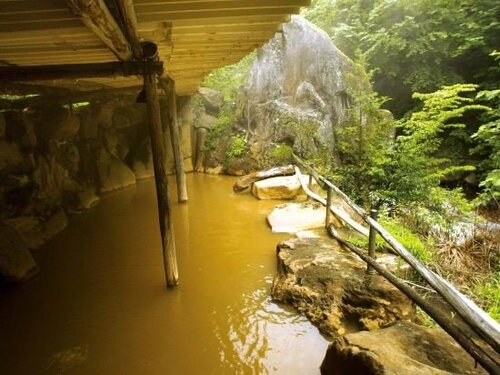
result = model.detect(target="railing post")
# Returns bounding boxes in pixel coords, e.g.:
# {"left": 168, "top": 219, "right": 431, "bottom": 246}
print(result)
{"left": 325, "top": 187, "right": 333, "bottom": 228}
{"left": 366, "top": 209, "right": 378, "bottom": 274}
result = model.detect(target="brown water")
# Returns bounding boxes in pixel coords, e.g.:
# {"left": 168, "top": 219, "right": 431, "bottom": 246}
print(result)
{"left": 0, "top": 174, "right": 329, "bottom": 374}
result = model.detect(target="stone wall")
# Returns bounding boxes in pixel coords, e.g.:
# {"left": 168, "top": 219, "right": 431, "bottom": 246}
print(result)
{"left": 0, "top": 96, "right": 193, "bottom": 280}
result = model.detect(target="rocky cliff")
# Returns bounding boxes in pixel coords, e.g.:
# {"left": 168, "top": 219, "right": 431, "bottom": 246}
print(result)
{"left": 192, "top": 16, "right": 362, "bottom": 172}
{"left": 246, "top": 16, "right": 356, "bottom": 159}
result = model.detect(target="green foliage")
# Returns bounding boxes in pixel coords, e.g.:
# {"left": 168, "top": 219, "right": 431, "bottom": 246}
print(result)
{"left": 472, "top": 71, "right": 500, "bottom": 207}
{"left": 375, "top": 84, "right": 484, "bottom": 208}
{"left": 474, "top": 273, "right": 500, "bottom": 322}
{"left": 202, "top": 52, "right": 256, "bottom": 101}
{"left": 227, "top": 135, "right": 248, "bottom": 160}
{"left": 303, "top": 0, "right": 500, "bottom": 118}
{"left": 270, "top": 144, "right": 294, "bottom": 164}
{"left": 332, "top": 55, "right": 395, "bottom": 206}
{"left": 348, "top": 216, "right": 434, "bottom": 264}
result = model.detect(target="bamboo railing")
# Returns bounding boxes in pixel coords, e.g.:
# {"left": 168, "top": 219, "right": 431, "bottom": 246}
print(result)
{"left": 292, "top": 154, "right": 500, "bottom": 373}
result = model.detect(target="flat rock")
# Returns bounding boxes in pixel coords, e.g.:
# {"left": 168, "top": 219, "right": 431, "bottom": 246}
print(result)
{"left": 252, "top": 175, "right": 305, "bottom": 200}
{"left": 271, "top": 237, "right": 414, "bottom": 336}
{"left": 267, "top": 202, "right": 325, "bottom": 232}
{"left": 0, "top": 223, "right": 38, "bottom": 281}
{"left": 320, "top": 321, "right": 486, "bottom": 374}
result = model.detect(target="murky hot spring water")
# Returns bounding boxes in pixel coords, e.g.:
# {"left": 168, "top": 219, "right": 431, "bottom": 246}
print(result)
{"left": 0, "top": 174, "right": 329, "bottom": 374}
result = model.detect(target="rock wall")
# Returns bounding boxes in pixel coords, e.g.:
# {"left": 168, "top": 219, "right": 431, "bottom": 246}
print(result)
{"left": 246, "top": 16, "right": 358, "bottom": 159}
{"left": 191, "top": 16, "right": 365, "bottom": 172}
{"left": 0, "top": 96, "right": 193, "bottom": 281}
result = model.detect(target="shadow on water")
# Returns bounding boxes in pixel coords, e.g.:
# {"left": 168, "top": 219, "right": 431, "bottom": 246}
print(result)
{"left": 0, "top": 174, "right": 329, "bottom": 374}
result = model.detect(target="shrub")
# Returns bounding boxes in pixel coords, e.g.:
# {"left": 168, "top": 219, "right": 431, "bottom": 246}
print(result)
{"left": 271, "top": 144, "right": 293, "bottom": 164}
{"left": 227, "top": 135, "right": 248, "bottom": 160}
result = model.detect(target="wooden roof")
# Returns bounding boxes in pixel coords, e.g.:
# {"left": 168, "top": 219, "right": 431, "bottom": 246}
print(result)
{"left": 0, "top": 1, "right": 309, "bottom": 95}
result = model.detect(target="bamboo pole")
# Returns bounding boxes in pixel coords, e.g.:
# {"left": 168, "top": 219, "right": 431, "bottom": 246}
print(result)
{"left": 325, "top": 187, "right": 333, "bottom": 228}
{"left": 328, "top": 226, "right": 500, "bottom": 374}
{"left": 318, "top": 173, "right": 500, "bottom": 352}
{"left": 294, "top": 166, "right": 369, "bottom": 236}
{"left": 144, "top": 73, "right": 179, "bottom": 287}
{"left": 367, "top": 209, "right": 378, "bottom": 274}
{"left": 159, "top": 77, "right": 188, "bottom": 203}
{"left": 293, "top": 152, "right": 500, "bottom": 350}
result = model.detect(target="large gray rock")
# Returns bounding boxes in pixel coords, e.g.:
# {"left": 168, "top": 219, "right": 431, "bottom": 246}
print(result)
{"left": 272, "top": 237, "right": 414, "bottom": 336}
{"left": 246, "top": 16, "right": 359, "bottom": 157}
{"left": 0, "top": 223, "right": 38, "bottom": 281}
{"left": 321, "top": 322, "right": 486, "bottom": 374}
{"left": 96, "top": 148, "right": 136, "bottom": 193}
{"left": 198, "top": 87, "right": 224, "bottom": 116}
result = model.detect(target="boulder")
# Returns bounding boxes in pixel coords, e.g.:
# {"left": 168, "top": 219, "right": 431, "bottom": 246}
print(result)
{"left": 246, "top": 16, "right": 359, "bottom": 154}
{"left": 0, "top": 113, "right": 6, "bottom": 139}
{"left": 267, "top": 202, "right": 325, "bottom": 232}
{"left": 0, "top": 223, "right": 38, "bottom": 281}
{"left": 198, "top": 87, "right": 224, "bottom": 116}
{"left": 0, "top": 140, "right": 24, "bottom": 174}
{"left": 96, "top": 148, "right": 136, "bottom": 193}
{"left": 272, "top": 237, "right": 414, "bottom": 336}
{"left": 4, "top": 210, "right": 68, "bottom": 249}
{"left": 36, "top": 106, "right": 80, "bottom": 141}
{"left": 320, "top": 322, "right": 486, "bottom": 375}
{"left": 251, "top": 175, "right": 306, "bottom": 200}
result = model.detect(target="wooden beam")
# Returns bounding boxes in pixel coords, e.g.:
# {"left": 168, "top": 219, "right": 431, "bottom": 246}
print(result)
{"left": 137, "top": 7, "right": 300, "bottom": 23}
{"left": 134, "top": 0, "right": 310, "bottom": 14}
{"left": 159, "top": 77, "right": 188, "bottom": 203}
{"left": 0, "top": 61, "right": 163, "bottom": 81}
{"left": 144, "top": 72, "right": 179, "bottom": 288}
{"left": 65, "top": 0, "right": 132, "bottom": 60}
{"left": 115, "top": 0, "right": 144, "bottom": 59}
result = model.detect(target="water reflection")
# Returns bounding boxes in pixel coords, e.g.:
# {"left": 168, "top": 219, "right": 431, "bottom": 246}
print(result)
{"left": 0, "top": 174, "right": 329, "bottom": 374}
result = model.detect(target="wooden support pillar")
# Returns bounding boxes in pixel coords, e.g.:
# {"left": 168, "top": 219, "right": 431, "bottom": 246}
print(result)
{"left": 194, "top": 127, "right": 208, "bottom": 172}
{"left": 144, "top": 73, "right": 179, "bottom": 287}
{"left": 325, "top": 187, "right": 333, "bottom": 228}
{"left": 159, "top": 77, "right": 188, "bottom": 203}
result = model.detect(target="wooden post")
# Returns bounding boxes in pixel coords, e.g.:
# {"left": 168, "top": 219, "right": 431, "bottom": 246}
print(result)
{"left": 367, "top": 209, "right": 378, "bottom": 274}
{"left": 143, "top": 73, "right": 179, "bottom": 287}
{"left": 194, "top": 127, "right": 208, "bottom": 172}
{"left": 325, "top": 187, "right": 333, "bottom": 228}
{"left": 159, "top": 77, "right": 188, "bottom": 203}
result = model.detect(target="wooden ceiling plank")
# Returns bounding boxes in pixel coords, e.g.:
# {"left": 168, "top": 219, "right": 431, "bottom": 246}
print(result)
{"left": 65, "top": 0, "right": 132, "bottom": 60}
{"left": 134, "top": 0, "right": 310, "bottom": 14}
{"left": 137, "top": 7, "right": 299, "bottom": 23}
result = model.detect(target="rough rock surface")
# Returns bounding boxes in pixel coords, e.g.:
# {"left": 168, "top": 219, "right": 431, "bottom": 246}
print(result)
{"left": 320, "top": 322, "right": 486, "bottom": 375}
{"left": 4, "top": 210, "right": 68, "bottom": 249}
{"left": 251, "top": 175, "right": 305, "bottom": 200}
{"left": 246, "top": 16, "right": 359, "bottom": 158}
{"left": 267, "top": 202, "right": 325, "bottom": 232}
{"left": 0, "top": 223, "right": 38, "bottom": 281}
{"left": 1, "top": 97, "right": 195, "bottom": 253}
{"left": 96, "top": 149, "right": 136, "bottom": 193}
{"left": 271, "top": 237, "right": 414, "bottom": 336}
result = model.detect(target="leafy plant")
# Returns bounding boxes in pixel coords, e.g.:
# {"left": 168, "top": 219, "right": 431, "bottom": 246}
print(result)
{"left": 227, "top": 135, "right": 248, "bottom": 160}
{"left": 271, "top": 144, "right": 294, "bottom": 164}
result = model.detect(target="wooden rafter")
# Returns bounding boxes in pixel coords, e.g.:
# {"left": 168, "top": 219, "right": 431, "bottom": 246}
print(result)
{"left": 65, "top": 0, "right": 132, "bottom": 60}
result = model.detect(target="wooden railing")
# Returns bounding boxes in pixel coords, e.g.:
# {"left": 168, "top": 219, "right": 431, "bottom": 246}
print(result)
{"left": 292, "top": 154, "right": 500, "bottom": 373}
